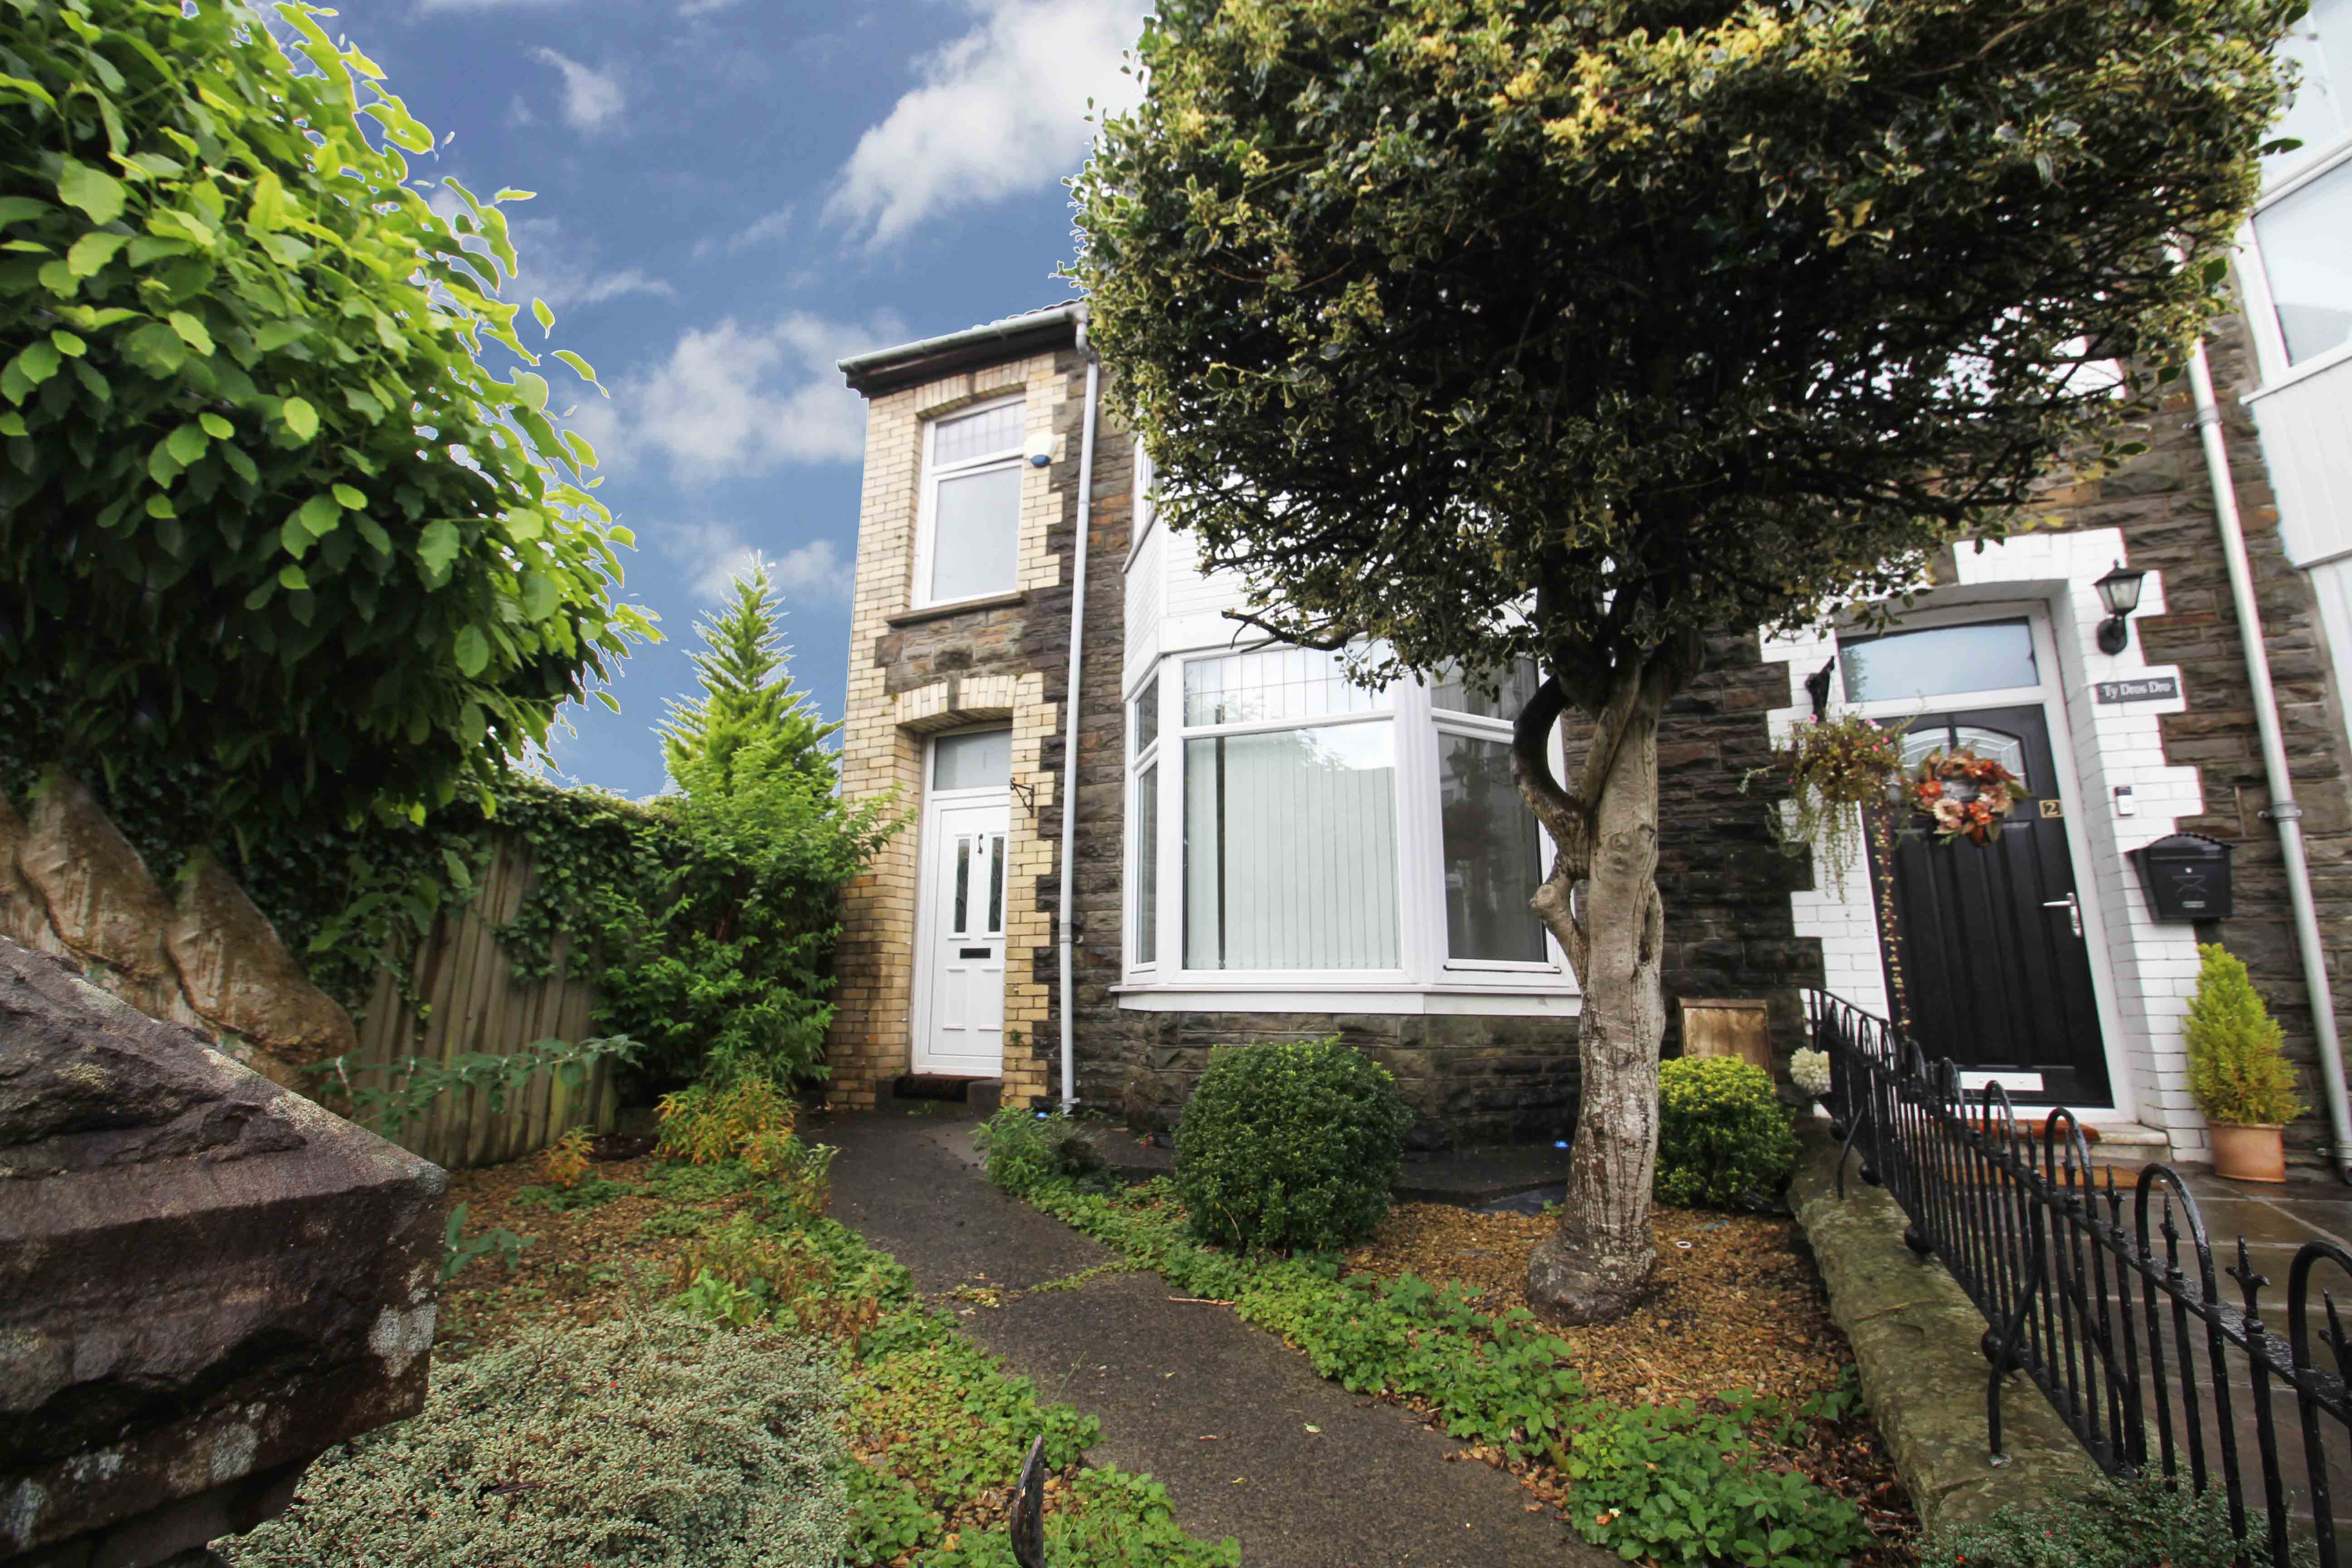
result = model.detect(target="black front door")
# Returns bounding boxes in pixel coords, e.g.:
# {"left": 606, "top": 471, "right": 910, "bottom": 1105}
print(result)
{"left": 1871, "top": 704, "right": 2111, "bottom": 1105}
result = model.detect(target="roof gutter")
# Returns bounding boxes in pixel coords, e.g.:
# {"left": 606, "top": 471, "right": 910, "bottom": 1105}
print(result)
{"left": 838, "top": 304, "right": 1084, "bottom": 396}
{"left": 1058, "top": 307, "right": 1100, "bottom": 1115}
{"left": 2185, "top": 337, "right": 2352, "bottom": 1184}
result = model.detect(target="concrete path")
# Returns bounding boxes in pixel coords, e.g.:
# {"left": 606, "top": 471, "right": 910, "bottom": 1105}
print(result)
{"left": 816, "top": 1108, "right": 1603, "bottom": 1568}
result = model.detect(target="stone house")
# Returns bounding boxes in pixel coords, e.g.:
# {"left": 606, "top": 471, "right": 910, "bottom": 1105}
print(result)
{"left": 822, "top": 26, "right": 2352, "bottom": 1164}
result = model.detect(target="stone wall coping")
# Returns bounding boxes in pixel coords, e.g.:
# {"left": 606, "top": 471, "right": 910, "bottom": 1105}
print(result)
{"left": 886, "top": 589, "right": 1030, "bottom": 630}
{"left": 1788, "top": 1123, "right": 2103, "bottom": 1535}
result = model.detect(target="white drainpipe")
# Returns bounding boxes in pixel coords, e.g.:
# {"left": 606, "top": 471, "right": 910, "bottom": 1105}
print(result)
{"left": 1057, "top": 309, "right": 1102, "bottom": 1114}
{"left": 2185, "top": 338, "right": 2352, "bottom": 1182}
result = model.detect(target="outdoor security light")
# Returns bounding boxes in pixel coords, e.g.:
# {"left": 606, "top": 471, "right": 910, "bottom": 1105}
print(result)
{"left": 2094, "top": 562, "right": 2149, "bottom": 654}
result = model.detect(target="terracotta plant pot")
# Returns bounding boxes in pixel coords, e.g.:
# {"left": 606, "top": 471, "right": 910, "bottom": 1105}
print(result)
{"left": 2208, "top": 1120, "right": 2287, "bottom": 1184}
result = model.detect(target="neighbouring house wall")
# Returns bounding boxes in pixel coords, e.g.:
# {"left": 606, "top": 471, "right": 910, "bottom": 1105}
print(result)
{"left": 1759, "top": 311, "right": 2352, "bottom": 1163}
{"left": 828, "top": 342, "right": 1117, "bottom": 1111}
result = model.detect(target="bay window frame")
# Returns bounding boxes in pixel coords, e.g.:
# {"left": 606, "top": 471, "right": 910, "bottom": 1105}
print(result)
{"left": 1120, "top": 649, "right": 1572, "bottom": 997}
{"left": 2239, "top": 5, "right": 2352, "bottom": 392}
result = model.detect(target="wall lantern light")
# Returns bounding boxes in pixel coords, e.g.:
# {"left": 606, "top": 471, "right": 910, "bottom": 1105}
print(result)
{"left": 2093, "top": 562, "right": 2149, "bottom": 655}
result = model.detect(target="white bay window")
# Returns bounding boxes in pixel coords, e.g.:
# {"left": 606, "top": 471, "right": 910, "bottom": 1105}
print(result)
{"left": 2243, "top": 0, "right": 2352, "bottom": 380}
{"left": 1122, "top": 646, "right": 1572, "bottom": 1005}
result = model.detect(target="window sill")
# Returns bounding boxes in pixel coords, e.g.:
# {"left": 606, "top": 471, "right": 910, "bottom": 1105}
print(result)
{"left": 889, "top": 590, "right": 1028, "bottom": 629}
{"left": 1111, "top": 981, "right": 1580, "bottom": 1017}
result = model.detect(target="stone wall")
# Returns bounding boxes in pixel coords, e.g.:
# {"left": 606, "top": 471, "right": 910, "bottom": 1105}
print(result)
{"left": 2123, "top": 317, "right": 2352, "bottom": 1157}
{"left": 1108, "top": 1009, "right": 1582, "bottom": 1150}
{"left": 1567, "top": 629, "right": 1827, "bottom": 1073}
{"left": 0, "top": 774, "right": 356, "bottom": 1091}
{"left": 1040, "top": 408, "right": 1137, "bottom": 1110}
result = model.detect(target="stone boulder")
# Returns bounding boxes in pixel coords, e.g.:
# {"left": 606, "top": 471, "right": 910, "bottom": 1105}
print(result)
{"left": 0, "top": 937, "right": 446, "bottom": 1568}
{"left": 165, "top": 850, "right": 357, "bottom": 1088}
{"left": 11, "top": 775, "right": 182, "bottom": 1023}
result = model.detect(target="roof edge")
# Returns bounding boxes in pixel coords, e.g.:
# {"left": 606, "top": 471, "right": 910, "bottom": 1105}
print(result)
{"left": 838, "top": 304, "right": 1083, "bottom": 396}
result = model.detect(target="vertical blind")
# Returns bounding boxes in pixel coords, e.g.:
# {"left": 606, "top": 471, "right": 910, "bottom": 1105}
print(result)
{"left": 1184, "top": 722, "right": 1401, "bottom": 970}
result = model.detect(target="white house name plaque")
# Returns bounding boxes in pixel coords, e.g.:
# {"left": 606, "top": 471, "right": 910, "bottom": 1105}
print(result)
{"left": 2092, "top": 675, "right": 2180, "bottom": 705}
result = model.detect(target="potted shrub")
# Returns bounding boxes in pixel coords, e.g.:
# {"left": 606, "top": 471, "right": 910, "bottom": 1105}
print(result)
{"left": 2185, "top": 943, "right": 2305, "bottom": 1183}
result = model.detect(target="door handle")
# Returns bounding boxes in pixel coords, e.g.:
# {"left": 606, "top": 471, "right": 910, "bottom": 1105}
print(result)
{"left": 2041, "top": 892, "right": 2082, "bottom": 938}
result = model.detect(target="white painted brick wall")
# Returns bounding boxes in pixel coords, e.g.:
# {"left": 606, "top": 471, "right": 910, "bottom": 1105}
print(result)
{"left": 1760, "top": 526, "right": 2210, "bottom": 1153}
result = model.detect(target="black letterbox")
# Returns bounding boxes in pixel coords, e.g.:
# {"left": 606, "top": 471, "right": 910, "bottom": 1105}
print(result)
{"left": 2131, "top": 832, "right": 2234, "bottom": 921}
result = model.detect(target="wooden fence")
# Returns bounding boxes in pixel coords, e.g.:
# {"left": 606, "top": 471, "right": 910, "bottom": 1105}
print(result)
{"left": 348, "top": 836, "right": 615, "bottom": 1171}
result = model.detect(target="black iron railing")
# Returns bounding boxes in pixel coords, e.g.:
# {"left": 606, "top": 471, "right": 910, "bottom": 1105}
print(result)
{"left": 1808, "top": 990, "right": 2352, "bottom": 1566}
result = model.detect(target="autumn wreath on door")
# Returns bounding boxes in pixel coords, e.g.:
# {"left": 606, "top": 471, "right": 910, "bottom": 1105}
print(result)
{"left": 1910, "top": 748, "right": 2025, "bottom": 845}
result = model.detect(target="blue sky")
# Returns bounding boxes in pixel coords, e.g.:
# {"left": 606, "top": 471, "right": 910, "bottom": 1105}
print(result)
{"left": 350, "top": 0, "right": 1153, "bottom": 798}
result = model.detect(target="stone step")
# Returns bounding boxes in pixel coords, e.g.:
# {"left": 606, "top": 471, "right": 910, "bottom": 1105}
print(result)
{"left": 892, "top": 1074, "right": 1001, "bottom": 1114}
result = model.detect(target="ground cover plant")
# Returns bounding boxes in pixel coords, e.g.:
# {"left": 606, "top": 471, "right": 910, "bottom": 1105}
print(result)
{"left": 220, "top": 1312, "right": 849, "bottom": 1568}
{"left": 422, "top": 1138, "right": 1237, "bottom": 1567}
{"left": 980, "top": 1129, "right": 1900, "bottom": 1567}
{"left": 1919, "top": 1471, "right": 2315, "bottom": 1568}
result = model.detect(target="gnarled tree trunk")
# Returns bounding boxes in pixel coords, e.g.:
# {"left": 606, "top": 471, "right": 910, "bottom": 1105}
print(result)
{"left": 1513, "top": 635, "right": 1698, "bottom": 1323}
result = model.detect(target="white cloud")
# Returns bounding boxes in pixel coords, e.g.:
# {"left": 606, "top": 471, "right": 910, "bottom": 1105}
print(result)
{"left": 533, "top": 49, "right": 626, "bottom": 133}
{"left": 678, "top": 0, "right": 742, "bottom": 14}
{"left": 692, "top": 205, "right": 795, "bottom": 261}
{"left": 667, "top": 525, "right": 855, "bottom": 605}
{"left": 575, "top": 311, "right": 902, "bottom": 483}
{"left": 827, "top": 0, "right": 1149, "bottom": 245}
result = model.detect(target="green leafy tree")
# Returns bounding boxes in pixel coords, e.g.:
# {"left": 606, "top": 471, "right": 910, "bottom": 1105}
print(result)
{"left": 597, "top": 727, "right": 900, "bottom": 1090}
{"left": 658, "top": 559, "right": 840, "bottom": 794}
{"left": 1076, "top": 0, "right": 2294, "bottom": 1318}
{"left": 0, "top": 0, "right": 652, "bottom": 828}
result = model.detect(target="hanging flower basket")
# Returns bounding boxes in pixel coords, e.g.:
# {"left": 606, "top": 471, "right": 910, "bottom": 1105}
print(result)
{"left": 1749, "top": 713, "right": 1907, "bottom": 886}
{"left": 1909, "top": 747, "right": 2024, "bottom": 846}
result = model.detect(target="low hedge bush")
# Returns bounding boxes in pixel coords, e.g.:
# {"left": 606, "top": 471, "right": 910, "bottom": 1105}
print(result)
{"left": 1920, "top": 1472, "right": 2311, "bottom": 1568}
{"left": 223, "top": 1312, "right": 847, "bottom": 1568}
{"left": 1655, "top": 1055, "right": 1799, "bottom": 1208}
{"left": 1173, "top": 1037, "right": 1413, "bottom": 1252}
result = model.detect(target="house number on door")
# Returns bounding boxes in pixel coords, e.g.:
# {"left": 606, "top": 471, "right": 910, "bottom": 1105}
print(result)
{"left": 2040, "top": 799, "right": 2064, "bottom": 819}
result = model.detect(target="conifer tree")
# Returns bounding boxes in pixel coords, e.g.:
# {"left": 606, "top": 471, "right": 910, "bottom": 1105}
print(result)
{"left": 2185, "top": 944, "right": 2304, "bottom": 1126}
{"left": 659, "top": 560, "right": 839, "bottom": 795}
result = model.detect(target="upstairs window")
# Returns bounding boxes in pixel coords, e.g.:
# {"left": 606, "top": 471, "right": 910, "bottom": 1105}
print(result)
{"left": 917, "top": 399, "right": 1024, "bottom": 606}
{"left": 2249, "top": 0, "right": 2352, "bottom": 374}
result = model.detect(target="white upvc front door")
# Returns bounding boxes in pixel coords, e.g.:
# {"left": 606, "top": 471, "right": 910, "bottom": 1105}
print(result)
{"left": 911, "top": 796, "right": 1009, "bottom": 1076}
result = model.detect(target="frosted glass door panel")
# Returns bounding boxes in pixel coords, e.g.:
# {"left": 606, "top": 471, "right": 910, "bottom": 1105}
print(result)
{"left": 1183, "top": 722, "right": 1401, "bottom": 970}
{"left": 934, "top": 728, "right": 1011, "bottom": 791}
{"left": 1841, "top": 621, "right": 2037, "bottom": 703}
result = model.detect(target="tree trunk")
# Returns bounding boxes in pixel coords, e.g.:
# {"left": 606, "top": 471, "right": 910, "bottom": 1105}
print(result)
{"left": 1511, "top": 641, "right": 1693, "bottom": 1323}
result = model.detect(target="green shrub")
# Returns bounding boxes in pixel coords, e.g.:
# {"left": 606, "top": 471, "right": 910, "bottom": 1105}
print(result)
{"left": 222, "top": 1312, "right": 846, "bottom": 1568}
{"left": 975, "top": 1107, "right": 1110, "bottom": 1196}
{"left": 1921, "top": 1471, "right": 2312, "bottom": 1568}
{"left": 2185, "top": 943, "right": 2305, "bottom": 1126}
{"left": 1655, "top": 1055, "right": 1798, "bottom": 1209}
{"left": 1173, "top": 1037, "right": 1412, "bottom": 1252}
